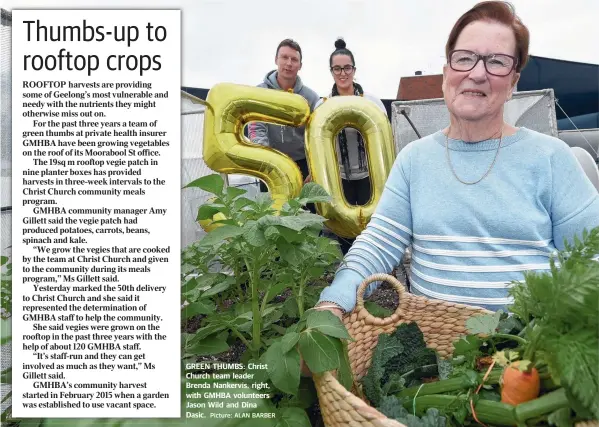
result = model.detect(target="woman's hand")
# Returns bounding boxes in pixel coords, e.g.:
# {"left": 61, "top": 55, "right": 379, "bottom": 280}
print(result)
{"left": 313, "top": 303, "right": 344, "bottom": 320}
{"left": 300, "top": 303, "right": 345, "bottom": 377}
{"left": 303, "top": 174, "right": 312, "bottom": 184}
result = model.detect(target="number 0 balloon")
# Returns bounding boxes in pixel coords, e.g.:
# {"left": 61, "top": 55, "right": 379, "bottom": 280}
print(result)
{"left": 305, "top": 96, "right": 395, "bottom": 238}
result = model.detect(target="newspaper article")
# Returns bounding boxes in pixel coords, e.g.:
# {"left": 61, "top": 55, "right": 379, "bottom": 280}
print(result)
{"left": 11, "top": 9, "right": 181, "bottom": 418}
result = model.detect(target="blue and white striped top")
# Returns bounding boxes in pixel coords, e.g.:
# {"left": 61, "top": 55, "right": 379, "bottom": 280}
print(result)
{"left": 318, "top": 127, "right": 599, "bottom": 312}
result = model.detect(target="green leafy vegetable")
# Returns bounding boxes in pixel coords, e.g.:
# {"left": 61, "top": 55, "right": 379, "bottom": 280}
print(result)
{"left": 466, "top": 311, "right": 501, "bottom": 335}
{"left": 509, "top": 227, "right": 599, "bottom": 419}
{"left": 364, "top": 301, "right": 393, "bottom": 318}
{"left": 361, "top": 322, "right": 437, "bottom": 407}
{"left": 378, "top": 396, "right": 446, "bottom": 427}
{"left": 353, "top": 227, "right": 599, "bottom": 427}
{"left": 383, "top": 323, "right": 438, "bottom": 384}
{"left": 548, "top": 407, "right": 574, "bottom": 427}
{"left": 361, "top": 330, "right": 404, "bottom": 406}
{"left": 496, "top": 314, "right": 524, "bottom": 334}
{"left": 436, "top": 356, "right": 453, "bottom": 380}
{"left": 450, "top": 334, "right": 483, "bottom": 377}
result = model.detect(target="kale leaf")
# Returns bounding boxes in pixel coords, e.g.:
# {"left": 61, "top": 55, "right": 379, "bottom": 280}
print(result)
{"left": 361, "top": 322, "right": 437, "bottom": 407}
{"left": 361, "top": 330, "right": 404, "bottom": 407}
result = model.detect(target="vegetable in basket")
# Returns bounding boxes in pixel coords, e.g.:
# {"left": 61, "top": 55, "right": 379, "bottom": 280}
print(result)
{"left": 500, "top": 360, "right": 540, "bottom": 406}
{"left": 358, "top": 227, "right": 599, "bottom": 426}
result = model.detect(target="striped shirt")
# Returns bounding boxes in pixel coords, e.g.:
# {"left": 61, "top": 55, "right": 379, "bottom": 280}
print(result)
{"left": 318, "top": 127, "right": 599, "bottom": 312}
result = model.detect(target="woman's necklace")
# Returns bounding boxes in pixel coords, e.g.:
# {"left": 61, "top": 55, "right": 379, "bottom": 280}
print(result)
{"left": 445, "top": 127, "right": 503, "bottom": 185}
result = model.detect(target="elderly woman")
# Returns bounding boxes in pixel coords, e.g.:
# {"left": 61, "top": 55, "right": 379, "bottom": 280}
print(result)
{"left": 315, "top": 1, "right": 599, "bottom": 315}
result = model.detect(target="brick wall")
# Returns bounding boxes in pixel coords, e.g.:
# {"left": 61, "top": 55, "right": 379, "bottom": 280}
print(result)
{"left": 397, "top": 74, "right": 444, "bottom": 100}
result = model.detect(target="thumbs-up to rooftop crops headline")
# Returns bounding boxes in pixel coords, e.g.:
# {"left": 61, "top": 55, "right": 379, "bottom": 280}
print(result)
{"left": 21, "top": 19, "right": 167, "bottom": 76}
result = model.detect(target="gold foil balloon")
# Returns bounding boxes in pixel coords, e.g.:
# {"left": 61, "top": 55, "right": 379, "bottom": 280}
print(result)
{"left": 203, "top": 83, "right": 309, "bottom": 210}
{"left": 198, "top": 203, "right": 226, "bottom": 232}
{"left": 199, "top": 214, "right": 226, "bottom": 232}
{"left": 305, "top": 96, "right": 396, "bottom": 238}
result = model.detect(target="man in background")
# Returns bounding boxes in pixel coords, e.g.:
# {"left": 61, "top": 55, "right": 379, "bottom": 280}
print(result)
{"left": 248, "top": 39, "right": 320, "bottom": 188}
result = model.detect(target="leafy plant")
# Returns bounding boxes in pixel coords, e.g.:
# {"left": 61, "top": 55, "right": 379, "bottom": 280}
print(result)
{"left": 357, "top": 227, "right": 599, "bottom": 427}
{"left": 364, "top": 301, "right": 393, "bottom": 318}
{"left": 182, "top": 175, "right": 341, "bottom": 361}
{"left": 361, "top": 322, "right": 437, "bottom": 408}
{"left": 508, "top": 227, "right": 599, "bottom": 419}
{"left": 180, "top": 175, "right": 347, "bottom": 425}
{"left": 262, "top": 309, "right": 354, "bottom": 396}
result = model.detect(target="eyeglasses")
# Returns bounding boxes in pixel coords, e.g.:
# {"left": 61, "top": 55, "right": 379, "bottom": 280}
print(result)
{"left": 449, "top": 50, "right": 518, "bottom": 77}
{"left": 331, "top": 65, "right": 355, "bottom": 75}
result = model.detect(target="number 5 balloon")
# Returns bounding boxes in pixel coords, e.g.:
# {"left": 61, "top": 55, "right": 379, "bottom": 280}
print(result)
{"left": 202, "top": 83, "right": 309, "bottom": 210}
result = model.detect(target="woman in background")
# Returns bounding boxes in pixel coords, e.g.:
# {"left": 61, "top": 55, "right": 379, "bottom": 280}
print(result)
{"left": 315, "top": 38, "right": 388, "bottom": 254}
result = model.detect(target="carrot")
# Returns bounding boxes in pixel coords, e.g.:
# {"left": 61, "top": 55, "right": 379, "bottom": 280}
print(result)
{"left": 500, "top": 360, "right": 540, "bottom": 406}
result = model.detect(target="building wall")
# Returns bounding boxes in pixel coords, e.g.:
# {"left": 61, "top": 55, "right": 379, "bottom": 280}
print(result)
{"left": 397, "top": 74, "right": 443, "bottom": 101}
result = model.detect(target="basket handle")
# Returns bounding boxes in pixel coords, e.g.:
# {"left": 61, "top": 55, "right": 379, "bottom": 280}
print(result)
{"left": 355, "top": 273, "right": 407, "bottom": 326}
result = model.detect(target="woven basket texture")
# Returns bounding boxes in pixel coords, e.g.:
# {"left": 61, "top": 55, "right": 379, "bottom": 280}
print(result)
{"left": 312, "top": 273, "right": 595, "bottom": 427}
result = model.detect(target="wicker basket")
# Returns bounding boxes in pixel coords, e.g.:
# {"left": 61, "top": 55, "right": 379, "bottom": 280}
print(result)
{"left": 312, "top": 273, "right": 599, "bottom": 427}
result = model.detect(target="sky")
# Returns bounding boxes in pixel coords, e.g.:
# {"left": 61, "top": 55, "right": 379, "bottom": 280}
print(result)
{"left": 3, "top": 0, "right": 599, "bottom": 99}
